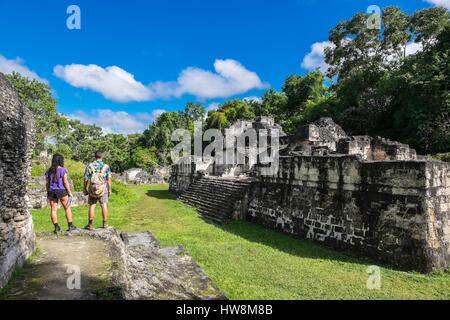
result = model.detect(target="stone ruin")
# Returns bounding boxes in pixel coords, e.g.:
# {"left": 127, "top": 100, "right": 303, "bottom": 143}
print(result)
{"left": 112, "top": 167, "right": 170, "bottom": 186}
{"left": 170, "top": 117, "right": 450, "bottom": 273}
{"left": 0, "top": 74, "right": 36, "bottom": 288}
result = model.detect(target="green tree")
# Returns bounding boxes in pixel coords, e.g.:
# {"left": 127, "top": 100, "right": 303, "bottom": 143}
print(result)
{"left": 282, "top": 71, "right": 328, "bottom": 117}
{"left": 324, "top": 6, "right": 450, "bottom": 148}
{"left": 142, "top": 111, "right": 184, "bottom": 165}
{"left": 256, "top": 89, "right": 288, "bottom": 118}
{"left": 205, "top": 111, "right": 230, "bottom": 130}
{"left": 183, "top": 102, "right": 206, "bottom": 123}
{"left": 388, "top": 24, "right": 450, "bottom": 154}
{"left": 132, "top": 147, "right": 159, "bottom": 171}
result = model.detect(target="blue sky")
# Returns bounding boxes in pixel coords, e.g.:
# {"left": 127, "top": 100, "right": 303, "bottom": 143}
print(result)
{"left": 0, "top": 0, "right": 447, "bottom": 134}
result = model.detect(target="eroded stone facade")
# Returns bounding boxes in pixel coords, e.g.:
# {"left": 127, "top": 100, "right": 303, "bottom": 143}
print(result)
{"left": 0, "top": 73, "right": 36, "bottom": 288}
{"left": 248, "top": 156, "right": 450, "bottom": 272}
{"left": 170, "top": 117, "right": 450, "bottom": 272}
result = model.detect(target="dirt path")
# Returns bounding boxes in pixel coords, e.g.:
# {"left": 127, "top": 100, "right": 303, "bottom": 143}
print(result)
{"left": 2, "top": 235, "right": 119, "bottom": 300}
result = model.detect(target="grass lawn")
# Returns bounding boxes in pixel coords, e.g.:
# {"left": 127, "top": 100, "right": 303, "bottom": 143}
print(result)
{"left": 31, "top": 184, "right": 450, "bottom": 300}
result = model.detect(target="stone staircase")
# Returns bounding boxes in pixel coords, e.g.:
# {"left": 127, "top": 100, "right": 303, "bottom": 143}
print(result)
{"left": 178, "top": 176, "right": 254, "bottom": 224}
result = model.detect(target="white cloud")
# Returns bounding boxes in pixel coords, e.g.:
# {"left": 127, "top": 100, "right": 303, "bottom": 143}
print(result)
{"left": 54, "top": 64, "right": 151, "bottom": 103}
{"left": 405, "top": 42, "right": 423, "bottom": 56}
{"left": 243, "top": 96, "right": 262, "bottom": 103}
{"left": 206, "top": 102, "right": 220, "bottom": 113}
{"left": 301, "top": 41, "right": 334, "bottom": 73}
{"left": 151, "top": 109, "right": 166, "bottom": 121}
{"left": 68, "top": 109, "right": 159, "bottom": 135}
{"left": 0, "top": 54, "right": 48, "bottom": 83}
{"left": 424, "top": 0, "right": 450, "bottom": 10}
{"left": 166, "top": 59, "right": 268, "bottom": 99}
{"left": 54, "top": 59, "right": 268, "bottom": 103}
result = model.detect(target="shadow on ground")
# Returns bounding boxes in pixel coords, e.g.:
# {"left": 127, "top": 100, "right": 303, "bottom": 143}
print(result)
{"left": 146, "top": 190, "right": 177, "bottom": 200}
{"left": 144, "top": 188, "right": 378, "bottom": 269}
{"left": 219, "top": 220, "right": 378, "bottom": 268}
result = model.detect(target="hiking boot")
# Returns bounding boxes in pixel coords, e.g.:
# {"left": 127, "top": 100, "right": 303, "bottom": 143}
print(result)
{"left": 67, "top": 224, "right": 77, "bottom": 232}
{"left": 84, "top": 224, "right": 94, "bottom": 231}
{"left": 54, "top": 224, "right": 61, "bottom": 235}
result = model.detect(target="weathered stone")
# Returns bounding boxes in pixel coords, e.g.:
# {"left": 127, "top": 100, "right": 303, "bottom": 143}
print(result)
{"left": 170, "top": 117, "right": 450, "bottom": 273}
{"left": 0, "top": 72, "right": 36, "bottom": 288}
{"left": 113, "top": 167, "right": 170, "bottom": 185}
{"left": 52, "top": 228, "right": 226, "bottom": 300}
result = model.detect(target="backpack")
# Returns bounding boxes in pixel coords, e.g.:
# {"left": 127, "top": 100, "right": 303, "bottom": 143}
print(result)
{"left": 89, "top": 163, "right": 109, "bottom": 198}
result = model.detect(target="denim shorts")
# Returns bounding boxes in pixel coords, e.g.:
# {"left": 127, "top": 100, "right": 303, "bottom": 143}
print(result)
{"left": 47, "top": 189, "right": 68, "bottom": 200}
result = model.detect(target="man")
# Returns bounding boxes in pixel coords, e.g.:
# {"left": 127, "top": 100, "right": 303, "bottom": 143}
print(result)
{"left": 83, "top": 151, "right": 112, "bottom": 230}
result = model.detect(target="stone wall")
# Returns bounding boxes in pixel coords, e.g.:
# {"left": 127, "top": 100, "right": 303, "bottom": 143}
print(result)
{"left": 247, "top": 156, "right": 450, "bottom": 272}
{"left": 26, "top": 177, "right": 88, "bottom": 209}
{"left": 0, "top": 73, "right": 36, "bottom": 288}
{"left": 169, "top": 161, "right": 199, "bottom": 194}
{"left": 113, "top": 168, "right": 170, "bottom": 186}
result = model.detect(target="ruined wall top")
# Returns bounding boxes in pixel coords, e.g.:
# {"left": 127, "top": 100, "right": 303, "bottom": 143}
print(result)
{"left": 283, "top": 118, "right": 420, "bottom": 161}
{"left": 296, "top": 118, "right": 348, "bottom": 143}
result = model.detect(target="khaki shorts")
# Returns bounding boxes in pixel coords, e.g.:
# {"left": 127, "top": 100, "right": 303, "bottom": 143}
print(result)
{"left": 88, "top": 193, "right": 109, "bottom": 205}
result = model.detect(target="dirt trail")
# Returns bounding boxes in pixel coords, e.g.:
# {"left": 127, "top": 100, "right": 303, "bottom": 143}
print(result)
{"left": 2, "top": 235, "right": 119, "bottom": 300}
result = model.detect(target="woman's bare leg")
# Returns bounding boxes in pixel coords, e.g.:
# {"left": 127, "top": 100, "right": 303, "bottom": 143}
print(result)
{"left": 50, "top": 199, "right": 59, "bottom": 224}
{"left": 60, "top": 196, "right": 73, "bottom": 224}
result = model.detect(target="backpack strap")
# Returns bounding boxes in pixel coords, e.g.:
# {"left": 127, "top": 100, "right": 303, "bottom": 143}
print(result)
{"left": 88, "top": 164, "right": 96, "bottom": 176}
{"left": 101, "top": 164, "right": 109, "bottom": 175}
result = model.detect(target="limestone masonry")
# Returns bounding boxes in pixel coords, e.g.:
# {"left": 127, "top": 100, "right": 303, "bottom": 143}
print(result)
{"left": 0, "top": 73, "right": 36, "bottom": 288}
{"left": 170, "top": 117, "right": 450, "bottom": 273}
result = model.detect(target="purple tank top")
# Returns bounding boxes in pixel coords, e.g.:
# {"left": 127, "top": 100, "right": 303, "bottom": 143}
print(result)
{"left": 45, "top": 167, "right": 68, "bottom": 191}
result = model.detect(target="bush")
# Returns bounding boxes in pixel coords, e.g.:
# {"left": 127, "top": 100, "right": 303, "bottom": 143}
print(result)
{"left": 31, "top": 165, "right": 46, "bottom": 177}
{"left": 110, "top": 179, "right": 137, "bottom": 205}
{"left": 70, "top": 173, "right": 85, "bottom": 193}
{"left": 432, "top": 153, "right": 450, "bottom": 162}
{"left": 65, "top": 159, "right": 86, "bottom": 175}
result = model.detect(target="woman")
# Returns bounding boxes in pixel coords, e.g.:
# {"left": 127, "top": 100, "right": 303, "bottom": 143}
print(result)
{"left": 45, "top": 154, "right": 77, "bottom": 234}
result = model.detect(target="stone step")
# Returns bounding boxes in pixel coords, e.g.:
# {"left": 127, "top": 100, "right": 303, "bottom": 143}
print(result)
{"left": 179, "top": 196, "right": 233, "bottom": 212}
{"left": 189, "top": 182, "right": 250, "bottom": 191}
{"left": 179, "top": 191, "right": 241, "bottom": 203}
{"left": 181, "top": 186, "right": 244, "bottom": 196}
{"left": 179, "top": 195, "right": 234, "bottom": 217}
{"left": 178, "top": 177, "right": 252, "bottom": 224}
{"left": 196, "top": 207, "right": 229, "bottom": 221}
{"left": 180, "top": 197, "right": 237, "bottom": 211}
{"left": 196, "top": 177, "right": 253, "bottom": 184}
{"left": 196, "top": 179, "right": 253, "bottom": 187}
{"left": 187, "top": 185, "right": 249, "bottom": 195}
{"left": 180, "top": 197, "right": 233, "bottom": 215}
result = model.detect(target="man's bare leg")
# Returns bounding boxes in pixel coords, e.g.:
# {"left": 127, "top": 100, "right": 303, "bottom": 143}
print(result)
{"left": 85, "top": 203, "right": 96, "bottom": 230}
{"left": 101, "top": 203, "right": 108, "bottom": 228}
